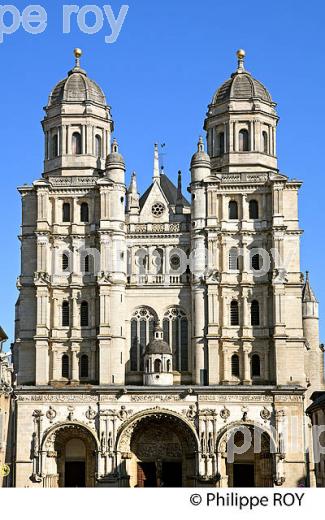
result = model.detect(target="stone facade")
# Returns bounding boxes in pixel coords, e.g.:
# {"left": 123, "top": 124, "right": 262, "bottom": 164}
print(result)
{"left": 11, "top": 49, "right": 325, "bottom": 487}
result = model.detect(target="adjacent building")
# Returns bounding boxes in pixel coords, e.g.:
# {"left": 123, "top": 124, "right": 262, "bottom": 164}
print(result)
{"left": 12, "top": 49, "right": 324, "bottom": 487}
{"left": 306, "top": 391, "right": 325, "bottom": 487}
{"left": 0, "top": 327, "right": 13, "bottom": 487}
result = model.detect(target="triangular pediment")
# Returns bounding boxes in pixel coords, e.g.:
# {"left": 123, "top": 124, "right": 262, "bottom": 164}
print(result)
{"left": 139, "top": 180, "right": 171, "bottom": 223}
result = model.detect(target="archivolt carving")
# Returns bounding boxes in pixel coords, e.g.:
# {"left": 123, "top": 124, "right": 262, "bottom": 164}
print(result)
{"left": 215, "top": 421, "right": 277, "bottom": 455}
{"left": 41, "top": 421, "right": 100, "bottom": 452}
{"left": 116, "top": 408, "right": 199, "bottom": 455}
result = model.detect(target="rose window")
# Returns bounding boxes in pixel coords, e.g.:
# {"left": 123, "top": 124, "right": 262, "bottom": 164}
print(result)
{"left": 152, "top": 202, "right": 165, "bottom": 217}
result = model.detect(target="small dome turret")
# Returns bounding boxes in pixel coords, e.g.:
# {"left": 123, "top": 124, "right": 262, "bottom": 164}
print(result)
{"left": 143, "top": 322, "right": 173, "bottom": 386}
{"left": 105, "top": 138, "right": 125, "bottom": 170}
{"left": 190, "top": 136, "right": 211, "bottom": 168}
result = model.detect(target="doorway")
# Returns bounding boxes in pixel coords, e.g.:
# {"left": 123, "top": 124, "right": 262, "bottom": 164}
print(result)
{"left": 233, "top": 463, "right": 255, "bottom": 487}
{"left": 161, "top": 462, "right": 182, "bottom": 487}
{"left": 137, "top": 462, "right": 157, "bottom": 487}
{"left": 137, "top": 461, "right": 182, "bottom": 487}
{"left": 65, "top": 461, "right": 86, "bottom": 487}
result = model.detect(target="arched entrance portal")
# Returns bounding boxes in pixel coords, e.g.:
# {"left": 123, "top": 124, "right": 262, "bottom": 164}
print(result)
{"left": 217, "top": 424, "right": 274, "bottom": 487}
{"left": 117, "top": 411, "right": 199, "bottom": 487}
{"left": 43, "top": 423, "right": 97, "bottom": 488}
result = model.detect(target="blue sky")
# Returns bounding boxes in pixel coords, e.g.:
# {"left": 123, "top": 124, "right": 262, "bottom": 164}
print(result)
{"left": 0, "top": 0, "right": 325, "bottom": 347}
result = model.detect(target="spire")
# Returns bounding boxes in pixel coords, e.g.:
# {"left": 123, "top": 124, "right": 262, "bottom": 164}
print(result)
{"left": 69, "top": 48, "right": 86, "bottom": 76}
{"left": 112, "top": 138, "right": 119, "bottom": 153}
{"left": 74, "top": 48, "right": 82, "bottom": 67}
{"left": 198, "top": 136, "right": 205, "bottom": 152}
{"left": 129, "top": 171, "right": 138, "bottom": 194}
{"left": 153, "top": 143, "right": 160, "bottom": 182}
{"left": 303, "top": 271, "right": 318, "bottom": 303}
{"left": 176, "top": 170, "right": 183, "bottom": 214}
{"left": 126, "top": 171, "right": 140, "bottom": 215}
{"left": 154, "top": 320, "right": 164, "bottom": 340}
{"left": 236, "top": 49, "right": 246, "bottom": 73}
{"left": 177, "top": 170, "right": 182, "bottom": 197}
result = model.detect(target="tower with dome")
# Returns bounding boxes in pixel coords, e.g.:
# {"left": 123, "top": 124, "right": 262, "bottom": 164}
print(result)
{"left": 11, "top": 49, "right": 324, "bottom": 488}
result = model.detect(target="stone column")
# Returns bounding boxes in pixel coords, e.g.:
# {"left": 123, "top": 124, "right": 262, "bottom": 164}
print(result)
{"left": 71, "top": 345, "right": 79, "bottom": 382}
{"left": 241, "top": 194, "right": 248, "bottom": 221}
{"left": 66, "top": 126, "right": 70, "bottom": 154}
{"left": 82, "top": 125, "right": 86, "bottom": 154}
{"left": 255, "top": 120, "right": 261, "bottom": 152}
{"left": 229, "top": 121, "right": 234, "bottom": 152}
{"left": 222, "top": 347, "right": 230, "bottom": 382}
{"left": 193, "top": 283, "right": 206, "bottom": 384}
{"left": 242, "top": 343, "right": 252, "bottom": 384}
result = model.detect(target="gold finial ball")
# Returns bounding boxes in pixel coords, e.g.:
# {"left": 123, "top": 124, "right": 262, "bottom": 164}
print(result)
{"left": 236, "top": 49, "right": 246, "bottom": 59}
{"left": 74, "top": 48, "right": 82, "bottom": 59}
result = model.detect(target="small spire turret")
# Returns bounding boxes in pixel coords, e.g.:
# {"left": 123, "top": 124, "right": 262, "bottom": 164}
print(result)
{"left": 153, "top": 143, "right": 160, "bottom": 183}
{"left": 176, "top": 170, "right": 184, "bottom": 214}
{"left": 126, "top": 171, "right": 140, "bottom": 217}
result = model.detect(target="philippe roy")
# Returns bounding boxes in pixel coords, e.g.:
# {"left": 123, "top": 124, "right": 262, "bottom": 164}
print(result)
{"left": 206, "top": 492, "right": 305, "bottom": 509}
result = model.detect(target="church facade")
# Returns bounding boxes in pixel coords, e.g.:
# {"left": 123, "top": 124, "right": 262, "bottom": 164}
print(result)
{"left": 12, "top": 49, "right": 324, "bottom": 487}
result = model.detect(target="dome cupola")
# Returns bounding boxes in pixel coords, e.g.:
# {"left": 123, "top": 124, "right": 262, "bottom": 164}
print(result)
{"left": 48, "top": 49, "right": 107, "bottom": 108}
{"left": 212, "top": 49, "right": 272, "bottom": 106}
{"left": 143, "top": 322, "right": 173, "bottom": 386}
{"left": 204, "top": 50, "right": 279, "bottom": 174}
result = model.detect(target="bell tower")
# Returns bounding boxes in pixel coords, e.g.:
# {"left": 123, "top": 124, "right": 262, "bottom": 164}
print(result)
{"left": 42, "top": 49, "right": 113, "bottom": 177}
{"left": 204, "top": 50, "right": 279, "bottom": 173}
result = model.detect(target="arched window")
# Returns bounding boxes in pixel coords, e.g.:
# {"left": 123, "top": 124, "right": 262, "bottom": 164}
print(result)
{"left": 249, "top": 199, "right": 259, "bottom": 219}
{"left": 239, "top": 129, "right": 249, "bottom": 151}
{"left": 80, "top": 301, "right": 89, "bottom": 327}
{"left": 251, "top": 300, "right": 260, "bottom": 326}
{"left": 62, "top": 301, "right": 70, "bottom": 327}
{"left": 62, "top": 354, "right": 69, "bottom": 378}
{"left": 231, "top": 354, "right": 240, "bottom": 377}
{"left": 51, "top": 134, "right": 58, "bottom": 158}
{"left": 80, "top": 354, "right": 89, "bottom": 378}
{"left": 251, "top": 253, "right": 261, "bottom": 271}
{"left": 251, "top": 354, "right": 261, "bottom": 377}
{"left": 262, "top": 131, "right": 268, "bottom": 154}
{"left": 229, "top": 247, "right": 239, "bottom": 270}
{"left": 62, "top": 202, "right": 71, "bottom": 223}
{"left": 167, "top": 359, "right": 171, "bottom": 372}
{"left": 95, "top": 134, "right": 102, "bottom": 158}
{"left": 72, "top": 132, "right": 82, "bottom": 155}
{"left": 163, "top": 307, "right": 188, "bottom": 372}
{"left": 154, "top": 359, "right": 162, "bottom": 373}
{"left": 230, "top": 300, "right": 239, "bottom": 326}
{"left": 84, "top": 255, "right": 90, "bottom": 273}
{"left": 217, "top": 131, "right": 225, "bottom": 156}
{"left": 130, "top": 307, "right": 156, "bottom": 371}
{"left": 62, "top": 253, "right": 69, "bottom": 272}
{"left": 229, "top": 200, "right": 238, "bottom": 220}
{"left": 80, "top": 202, "right": 89, "bottom": 223}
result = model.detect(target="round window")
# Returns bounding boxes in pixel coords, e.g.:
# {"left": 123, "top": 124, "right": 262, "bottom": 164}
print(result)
{"left": 152, "top": 202, "right": 165, "bottom": 217}
{"left": 170, "top": 255, "right": 180, "bottom": 269}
